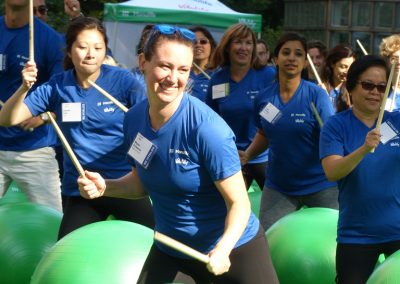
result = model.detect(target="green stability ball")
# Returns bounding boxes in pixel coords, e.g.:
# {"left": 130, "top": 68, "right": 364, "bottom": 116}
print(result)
{"left": 31, "top": 220, "right": 154, "bottom": 284}
{"left": 367, "top": 250, "right": 400, "bottom": 283}
{"left": 0, "top": 182, "right": 28, "bottom": 206}
{"left": 0, "top": 203, "right": 62, "bottom": 284}
{"left": 266, "top": 207, "right": 338, "bottom": 284}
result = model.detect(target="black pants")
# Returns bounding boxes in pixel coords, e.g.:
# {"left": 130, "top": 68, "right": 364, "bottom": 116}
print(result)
{"left": 137, "top": 226, "right": 279, "bottom": 284}
{"left": 242, "top": 162, "right": 267, "bottom": 191}
{"left": 336, "top": 240, "right": 400, "bottom": 284}
{"left": 58, "top": 195, "right": 154, "bottom": 240}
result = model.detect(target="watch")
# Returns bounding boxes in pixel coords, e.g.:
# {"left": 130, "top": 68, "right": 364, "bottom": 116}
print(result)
{"left": 40, "top": 113, "right": 49, "bottom": 122}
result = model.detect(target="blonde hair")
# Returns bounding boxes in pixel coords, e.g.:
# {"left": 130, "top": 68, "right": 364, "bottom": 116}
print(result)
{"left": 379, "top": 34, "right": 400, "bottom": 57}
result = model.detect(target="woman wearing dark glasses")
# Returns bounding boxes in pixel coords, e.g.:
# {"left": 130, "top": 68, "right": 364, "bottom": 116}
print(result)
{"left": 186, "top": 26, "right": 216, "bottom": 102}
{"left": 0, "top": 17, "right": 154, "bottom": 238}
{"left": 242, "top": 32, "right": 337, "bottom": 231}
{"left": 206, "top": 23, "right": 277, "bottom": 192}
{"left": 77, "top": 24, "right": 278, "bottom": 284}
{"left": 320, "top": 55, "right": 400, "bottom": 284}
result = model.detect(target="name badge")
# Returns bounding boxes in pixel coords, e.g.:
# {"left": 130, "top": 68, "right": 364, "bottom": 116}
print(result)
{"left": 0, "top": 54, "right": 6, "bottom": 72}
{"left": 212, "top": 83, "right": 229, "bottom": 99}
{"left": 380, "top": 121, "right": 399, "bottom": 144}
{"left": 128, "top": 133, "right": 157, "bottom": 169}
{"left": 62, "top": 102, "right": 83, "bottom": 122}
{"left": 259, "top": 103, "right": 282, "bottom": 124}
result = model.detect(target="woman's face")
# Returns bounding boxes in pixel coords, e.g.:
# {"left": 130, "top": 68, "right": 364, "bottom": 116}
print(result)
{"left": 228, "top": 33, "right": 253, "bottom": 68}
{"left": 69, "top": 29, "right": 106, "bottom": 77}
{"left": 193, "top": 31, "right": 212, "bottom": 63}
{"left": 351, "top": 66, "right": 387, "bottom": 115}
{"left": 140, "top": 39, "right": 193, "bottom": 107}
{"left": 390, "top": 50, "right": 400, "bottom": 87}
{"left": 276, "top": 40, "right": 306, "bottom": 79}
{"left": 332, "top": 57, "right": 355, "bottom": 85}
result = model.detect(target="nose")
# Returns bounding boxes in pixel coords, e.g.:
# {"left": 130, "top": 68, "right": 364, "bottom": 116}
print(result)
{"left": 86, "top": 47, "right": 95, "bottom": 59}
{"left": 167, "top": 69, "right": 178, "bottom": 84}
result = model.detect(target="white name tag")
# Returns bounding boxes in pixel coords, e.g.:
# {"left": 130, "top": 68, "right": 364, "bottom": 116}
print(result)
{"left": 0, "top": 54, "right": 6, "bottom": 71}
{"left": 212, "top": 83, "right": 229, "bottom": 99}
{"left": 62, "top": 102, "right": 83, "bottom": 122}
{"left": 380, "top": 121, "right": 398, "bottom": 144}
{"left": 259, "top": 103, "right": 282, "bottom": 124}
{"left": 128, "top": 133, "right": 157, "bottom": 169}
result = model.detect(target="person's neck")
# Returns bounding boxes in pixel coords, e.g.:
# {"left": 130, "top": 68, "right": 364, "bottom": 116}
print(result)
{"left": 352, "top": 107, "right": 378, "bottom": 128}
{"left": 148, "top": 95, "right": 183, "bottom": 131}
{"left": 5, "top": 6, "right": 29, "bottom": 28}
{"left": 230, "top": 64, "right": 250, "bottom": 83}
{"left": 76, "top": 69, "right": 101, "bottom": 89}
{"left": 279, "top": 75, "right": 301, "bottom": 103}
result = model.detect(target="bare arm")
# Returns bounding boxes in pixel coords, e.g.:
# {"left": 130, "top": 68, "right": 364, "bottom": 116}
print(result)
{"left": 0, "top": 62, "right": 36, "bottom": 126}
{"left": 238, "top": 129, "right": 269, "bottom": 165}
{"left": 78, "top": 168, "right": 147, "bottom": 200}
{"left": 206, "top": 170, "right": 251, "bottom": 275}
{"left": 322, "top": 128, "right": 380, "bottom": 181}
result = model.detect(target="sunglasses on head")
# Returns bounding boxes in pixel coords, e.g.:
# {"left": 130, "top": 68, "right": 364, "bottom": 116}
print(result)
{"left": 357, "top": 81, "right": 387, "bottom": 93}
{"left": 144, "top": 25, "right": 195, "bottom": 53}
{"left": 33, "top": 5, "right": 48, "bottom": 16}
{"left": 194, "top": 39, "right": 209, "bottom": 45}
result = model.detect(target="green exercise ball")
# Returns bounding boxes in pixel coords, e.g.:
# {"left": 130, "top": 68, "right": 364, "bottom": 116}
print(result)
{"left": 0, "top": 203, "right": 62, "bottom": 284}
{"left": 266, "top": 207, "right": 338, "bottom": 284}
{"left": 0, "top": 182, "right": 28, "bottom": 206}
{"left": 31, "top": 220, "right": 154, "bottom": 284}
{"left": 367, "top": 250, "right": 400, "bottom": 283}
{"left": 248, "top": 190, "right": 262, "bottom": 218}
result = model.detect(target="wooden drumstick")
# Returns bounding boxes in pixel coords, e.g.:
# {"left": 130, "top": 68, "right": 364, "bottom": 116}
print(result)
{"left": 154, "top": 231, "right": 210, "bottom": 264}
{"left": 311, "top": 102, "right": 323, "bottom": 128}
{"left": 356, "top": 40, "right": 368, "bottom": 56}
{"left": 88, "top": 79, "right": 128, "bottom": 113}
{"left": 192, "top": 62, "right": 211, "bottom": 80}
{"left": 307, "top": 53, "right": 329, "bottom": 95}
{"left": 29, "top": 0, "right": 34, "bottom": 62}
{"left": 46, "top": 112, "right": 85, "bottom": 177}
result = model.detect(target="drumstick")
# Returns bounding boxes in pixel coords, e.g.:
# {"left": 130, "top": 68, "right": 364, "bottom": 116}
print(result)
{"left": 0, "top": 100, "right": 4, "bottom": 107}
{"left": 356, "top": 40, "right": 368, "bottom": 56}
{"left": 29, "top": 0, "right": 34, "bottom": 62}
{"left": 307, "top": 53, "right": 329, "bottom": 95}
{"left": 154, "top": 231, "right": 210, "bottom": 264}
{"left": 311, "top": 102, "right": 323, "bottom": 128}
{"left": 46, "top": 112, "right": 85, "bottom": 177}
{"left": 389, "top": 68, "right": 400, "bottom": 111}
{"left": 372, "top": 62, "right": 395, "bottom": 153}
{"left": 87, "top": 79, "right": 128, "bottom": 113}
{"left": 192, "top": 62, "right": 211, "bottom": 80}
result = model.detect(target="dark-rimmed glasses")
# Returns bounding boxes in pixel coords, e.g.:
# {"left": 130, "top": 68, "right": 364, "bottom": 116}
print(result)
{"left": 33, "top": 5, "right": 48, "bottom": 16}
{"left": 357, "top": 81, "right": 387, "bottom": 93}
{"left": 144, "top": 25, "right": 195, "bottom": 54}
{"left": 194, "top": 39, "right": 209, "bottom": 45}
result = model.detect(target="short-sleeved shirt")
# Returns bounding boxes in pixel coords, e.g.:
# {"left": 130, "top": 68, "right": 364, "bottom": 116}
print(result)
{"left": 255, "top": 79, "right": 335, "bottom": 195}
{"left": 24, "top": 64, "right": 146, "bottom": 195}
{"left": 124, "top": 94, "right": 259, "bottom": 258}
{"left": 320, "top": 109, "right": 400, "bottom": 244}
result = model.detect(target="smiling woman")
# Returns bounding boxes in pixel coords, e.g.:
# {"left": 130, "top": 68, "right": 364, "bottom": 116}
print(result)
{"left": 77, "top": 24, "right": 279, "bottom": 284}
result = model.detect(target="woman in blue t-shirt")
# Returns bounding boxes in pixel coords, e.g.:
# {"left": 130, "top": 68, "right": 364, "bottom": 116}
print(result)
{"left": 77, "top": 24, "right": 278, "bottom": 284}
{"left": 320, "top": 55, "right": 400, "bottom": 284}
{"left": 0, "top": 17, "right": 154, "bottom": 239}
{"left": 241, "top": 32, "right": 338, "bottom": 230}
{"left": 206, "top": 23, "right": 276, "bottom": 191}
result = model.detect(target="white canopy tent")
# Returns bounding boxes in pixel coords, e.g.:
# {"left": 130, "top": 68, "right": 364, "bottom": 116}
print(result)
{"left": 103, "top": 0, "right": 262, "bottom": 69}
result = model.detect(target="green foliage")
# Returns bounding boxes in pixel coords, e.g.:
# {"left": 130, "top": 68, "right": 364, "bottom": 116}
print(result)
{"left": 261, "top": 26, "right": 284, "bottom": 53}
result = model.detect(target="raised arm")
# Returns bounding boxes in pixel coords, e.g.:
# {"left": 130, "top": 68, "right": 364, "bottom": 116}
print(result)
{"left": 322, "top": 128, "right": 380, "bottom": 181}
{"left": 0, "top": 61, "right": 36, "bottom": 126}
{"left": 207, "top": 170, "right": 251, "bottom": 275}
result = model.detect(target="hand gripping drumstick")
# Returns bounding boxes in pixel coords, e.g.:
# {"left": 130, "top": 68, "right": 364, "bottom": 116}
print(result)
{"left": 154, "top": 231, "right": 210, "bottom": 263}
{"left": 371, "top": 62, "right": 396, "bottom": 153}
{"left": 46, "top": 112, "right": 85, "bottom": 177}
{"left": 87, "top": 79, "right": 128, "bottom": 113}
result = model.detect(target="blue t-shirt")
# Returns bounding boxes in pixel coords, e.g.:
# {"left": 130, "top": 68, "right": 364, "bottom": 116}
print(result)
{"left": 385, "top": 89, "right": 400, "bottom": 112}
{"left": 0, "top": 17, "right": 64, "bottom": 151}
{"left": 187, "top": 69, "right": 214, "bottom": 102}
{"left": 206, "top": 65, "right": 277, "bottom": 164}
{"left": 320, "top": 110, "right": 400, "bottom": 244}
{"left": 124, "top": 94, "right": 259, "bottom": 258}
{"left": 24, "top": 65, "right": 146, "bottom": 196}
{"left": 256, "top": 79, "right": 335, "bottom": 195}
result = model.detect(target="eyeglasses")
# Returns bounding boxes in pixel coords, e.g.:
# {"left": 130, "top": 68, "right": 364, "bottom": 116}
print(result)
{"left": 144, "top": 25, "right": 195, "bottom": 53}
{"left": 357, "top": 81, "right": 387, "bottom": 93}
{"left": 33, "top": 5, "right": 48, "bottom": 16}
{"left": 194, "top": 39, "right": 209, "bottom": 45}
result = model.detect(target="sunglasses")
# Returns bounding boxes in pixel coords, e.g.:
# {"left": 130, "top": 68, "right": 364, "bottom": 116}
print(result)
{"left": 144, "top": 25, "right": 195, "bottom": 53}
{"left": 358, "top": 81, "right": 387, "bottom": 93}
{"left": 33, "top": 5, "right": 48, "bottom": 16}
{"left": 194, "top": 39, "right": 209, "bottom": 45}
